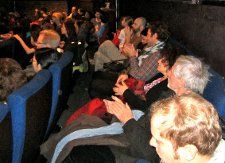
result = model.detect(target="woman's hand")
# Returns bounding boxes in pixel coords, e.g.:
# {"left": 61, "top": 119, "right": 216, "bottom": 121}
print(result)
{"left": 113, "top": 81, "right": 128, "bottom": 96}
{"left": 104, "top": 96, "right": 133, "bottom": 124}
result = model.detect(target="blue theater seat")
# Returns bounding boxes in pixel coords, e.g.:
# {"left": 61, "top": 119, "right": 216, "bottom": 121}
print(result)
{"left": 8, "top": 69, "right": 52, "bottom": 163}
{"left": 203, "top": 69, "right": 225, "bottom": 118}
{"left": 0, "top": 104, "right": 12, "bottom": 162}
{"left": 47, "top": 51, "right": 73, "bottom": 133}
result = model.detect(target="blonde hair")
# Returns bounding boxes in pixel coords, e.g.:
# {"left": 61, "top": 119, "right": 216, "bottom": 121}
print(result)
{"left": 150, "top": 93, "right": 221, "bottom": 157}
{"left": 39, "top": 29, "right": 60, "bottom": 48}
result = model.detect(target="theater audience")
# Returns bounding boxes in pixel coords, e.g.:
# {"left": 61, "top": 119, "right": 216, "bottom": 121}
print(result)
{"left": 67, "top": 6, "right": 77, "bottom": 19}
{"left": 94, "top": 17, "right": 145, "bottom": 71}
{"left": 89, "top": 21, "right": 169, "bottom": 99}
{"left": 0, "top": 58, "right": 27, "bottom": 102}
{"left": 66, "top": 43, "right": 180, "bottom": 126}
{"left": 150, "top": 94, "right": 225, "bottom": 163}
{"left": 104, "top": 55, "right": 210, "bottom": 161}
{"left": 24, "top": 29, "right": 61, "bottom": 78}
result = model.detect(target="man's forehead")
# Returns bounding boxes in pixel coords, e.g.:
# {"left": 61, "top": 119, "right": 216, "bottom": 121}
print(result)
{"left": 134, "top": 18, "right": 141, "bottom": 24}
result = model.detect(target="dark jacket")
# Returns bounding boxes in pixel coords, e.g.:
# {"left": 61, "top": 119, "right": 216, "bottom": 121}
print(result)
{"left": 122, "top": 78, "right": 174, "bottom": 161}
{"left": 124, "top": 73, "right": 168, "bottom": 111}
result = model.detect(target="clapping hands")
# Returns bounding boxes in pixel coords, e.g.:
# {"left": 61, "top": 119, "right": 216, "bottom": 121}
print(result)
{"left": 104, "top": 96, "right": 133, "bottom": 124}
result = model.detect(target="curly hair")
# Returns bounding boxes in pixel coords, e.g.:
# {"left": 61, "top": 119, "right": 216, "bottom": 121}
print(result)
{"left": 150, "top": 93, "right": 222, "bottom": 158}
{"left": 147, "top": 21, "right": 170, "bottom": 42}
{"left": 0, "top": 58, "right": 27, "bottom": 101}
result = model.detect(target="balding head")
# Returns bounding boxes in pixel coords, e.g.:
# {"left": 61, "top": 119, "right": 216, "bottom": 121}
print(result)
{"left": 132, "top": 17, "right": 146, "bottom": 33}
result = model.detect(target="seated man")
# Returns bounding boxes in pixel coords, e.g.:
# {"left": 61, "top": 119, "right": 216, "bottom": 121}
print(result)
{"left": 89, "top": 21, "right": 170, "bottom": 98}
{"left": 0, "top": 58, "right": 27, "bottom": 103}
{"left": 94, "top": 17, "right": 146, "bottom": 71}
{"left": 150, "top": 93, "right": 225, "bottom": 163}
{"left": 104, "top": 55, "right": 210, "bottom": 161}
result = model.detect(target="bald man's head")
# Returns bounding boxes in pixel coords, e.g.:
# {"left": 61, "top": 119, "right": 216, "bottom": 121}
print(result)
{"left": 132, "top": 17, "right": 146, "bottom": 33}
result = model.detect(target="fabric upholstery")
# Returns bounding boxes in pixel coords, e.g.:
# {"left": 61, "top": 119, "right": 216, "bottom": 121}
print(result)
{"left": 0, "top": 104, "right": 12, "bottom": 162}
{"left": 203, "top": 69, "right": 225, "bottom": 118}
{"left": 48, "top": 51, "right": 73, "bottom": 134}
{"left": 8, "top": 69, "right": 52, "bottom": 163}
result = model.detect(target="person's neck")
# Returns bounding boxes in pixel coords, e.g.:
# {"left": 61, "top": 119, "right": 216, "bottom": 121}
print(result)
{"left": 133, "top": 30, "right": 141, "bottom": 37}
{"left": 147, "top": 39, "right": 159, "bottom": 47}
{"left": 189, "top": 154, "right": 211, "bottom": 163}
{"left": 176, "top": 88, "right": 192, "bottom": 96}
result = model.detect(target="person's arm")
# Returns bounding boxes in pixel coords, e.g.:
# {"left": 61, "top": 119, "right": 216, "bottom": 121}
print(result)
{"left": 123, "top": 117, "right": 159, "bottom": 162}
{"left": 123, "top": 89, "right": 147, "bottom": 111}
{"left": 13, "top": 34, "right": 35, "bottom": 54}
{"left": 113, "top": 80, "right": 147, "bottom": 111}
{"left": 104, "top": 97, "right": 159, "bottom": 162}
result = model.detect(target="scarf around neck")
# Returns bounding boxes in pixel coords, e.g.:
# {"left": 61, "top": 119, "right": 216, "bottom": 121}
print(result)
{"left": 138, "top": 41, "right": 165, "bottom": 66}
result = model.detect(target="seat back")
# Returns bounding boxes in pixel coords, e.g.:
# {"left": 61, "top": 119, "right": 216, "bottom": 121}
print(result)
{"left": 0, "top": 104, "right": 12, "bottom": 162}
{"left": 48, "top": 51, "right": 73, "bottom": 133}
{"left": 8, "top": 69, "right": 52, "bottom": 163}
{"left": 203, "top": 69, "right": 225, "bottom": 118}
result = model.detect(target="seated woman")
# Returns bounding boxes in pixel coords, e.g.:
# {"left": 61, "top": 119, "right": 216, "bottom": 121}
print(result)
{"left": 0, "top": 58, "right": 27, "bottom": 103}
{"left": 66, "top": 43, "right": 181, "bottom": 125}
{"left": 25, "top": 48, "right": 62, "bottom": 79}
{"left": 24, "top": 29, "right": 62, "bottom": 78}
{"left": 112, "top": 16, "right": 133, "bottom": 48}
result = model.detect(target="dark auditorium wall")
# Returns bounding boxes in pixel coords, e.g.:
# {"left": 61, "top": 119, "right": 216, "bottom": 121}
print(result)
{"left": 15, "top": 1, "right": 67, "bottom": 16}
{"left": 14, "top": 0, "right": 94, "bottom": 16}
{"left": 120, "top": 1, "right": 225, "bottom": 77}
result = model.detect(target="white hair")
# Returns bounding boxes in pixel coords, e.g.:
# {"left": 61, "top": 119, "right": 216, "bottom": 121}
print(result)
{"left": 174, "top": 55, "right": 210, "bottom": 94}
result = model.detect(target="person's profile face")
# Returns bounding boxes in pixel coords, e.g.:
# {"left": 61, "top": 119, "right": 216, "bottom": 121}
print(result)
{"left": 167, "top": 64, "right": 184, "bottom": 93}
{"left": 71, "top": 7, "right": 76, "bottom": 13}
{"left": 157, "top": 58, "right": 168, "bottom": 75}
{"left": 95, "top": 12, "right": 101, "bottom": 19}
{"left": 150, "top": 116, "right": 179, "bottom": 163}
{"left": 132, "top": 19, "right": 140, "bottom": 31}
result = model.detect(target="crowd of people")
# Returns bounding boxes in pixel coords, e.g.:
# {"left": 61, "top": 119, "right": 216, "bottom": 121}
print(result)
{"left": 0, "top": 4, "right": 225, "bottom": 163}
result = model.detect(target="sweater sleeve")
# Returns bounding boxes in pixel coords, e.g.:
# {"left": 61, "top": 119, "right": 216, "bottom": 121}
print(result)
{"left": 122, "top": 117, "right": 159, "bottom": 162}
{"left": 123, "top": 89, "right": 148, "bottom": 111}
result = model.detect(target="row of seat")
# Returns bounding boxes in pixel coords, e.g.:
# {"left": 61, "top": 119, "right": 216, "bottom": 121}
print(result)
{"left": 0, "top": 51, "right": 74, "bottom": 163}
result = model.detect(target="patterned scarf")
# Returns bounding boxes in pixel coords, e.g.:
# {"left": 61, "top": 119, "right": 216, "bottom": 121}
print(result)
{"left": 144, "top": 77, "right": 166, "bottom": 94}
{"left": 138, "top": 41, "right": 165, "bottom": 66}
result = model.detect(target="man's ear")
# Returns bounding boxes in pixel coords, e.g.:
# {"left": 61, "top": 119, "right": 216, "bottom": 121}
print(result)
{"left": 37, "top": 63, "right": 42, "bottom": 72}
{"left": 140, "top": 26, "right": 144, "bottom": 32}
{"left": 177, "top": 144, "right": 198, "bottom": 161}
{"left": 153, "top": 33, "right": 158, "bottom": 40}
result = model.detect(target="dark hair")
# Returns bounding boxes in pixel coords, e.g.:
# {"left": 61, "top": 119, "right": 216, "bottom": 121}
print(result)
{"left": 30, "top": 24, "right": 41, "bottom": 42}
{"left": 0, "top": 58, "right": 27, "bottom": 101}
{"left": 160, "top": 43, "right": 184, "bottom": 68}
{"left": 148, "top": 21, "right": 170, "bottom": 42}
{"left": 40, "top": 7, "right": 48, "bottom": 13}
{"left": 64, "top": 19, "right": 77, "bottom": 42}
{"left": 35, "top": 49, "right": 61, "bottom": 69}
{"left": 141, "top": 27, "right": 148, "bottom": 36}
